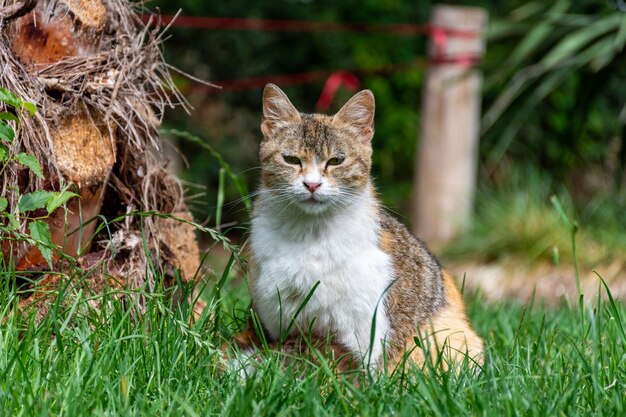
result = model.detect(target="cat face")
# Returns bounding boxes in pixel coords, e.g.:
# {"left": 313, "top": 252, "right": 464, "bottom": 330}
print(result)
{"left": 259, "top": 84, "right": 375, "bottom": 214}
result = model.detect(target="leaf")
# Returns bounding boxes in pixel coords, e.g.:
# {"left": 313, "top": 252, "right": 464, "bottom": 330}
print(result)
{"left": 0, "top": 143, "right": 8, "bottom": 162}
{"left": 498, "top": 0, "right": 570, "bottom": 73}
{"left": 29, "top": 219, "right": 53, "bottom": 268}
{"left": 0, "top": 112, "right": 19, "bottom": 122}
{"left": 0, "top": 89, "right": 35, "bottom": 116}
{"left": 0, "top": 87, "right": 22, "bottom": 109}
{"left": 0, "top": 120, "right": 15, "bottom": 143}
{"left": 215, "top": 168, "right": 225, "bottom": 231}
{"left": 21, "top": 102, "right": 36, "bottom": 117}
{"left": 615, "top": 12, "right": 626, "bottom": 52}
{"left": 6, "top": 213, "right": 20, "bottom": 229}
{"left": 484, "top": 67, "right": 572, "bottom": 164}
{"left": 14, "top": 152, "right": 44, "bottom": 179}
{"left": 541, "top": 14, "right": 621, "bottom": 70}
{"left": 504, "top": 21, "right": 553, "bottom": 71}
{"left": 486, "top": 20, "right": 527, "bottom": 41}
{"left": 18, "top": 190, "right": 55, "bottom": 213}
{"left": 46, "top": 190, "right": 79, "bottom": 214}
{"left": 510, "top": 2, "right": 547, "bottom": 21}
{"left": 590, "top": 37, "right": 619, "bottom": 72}
{"left": 0, "top": 197, "right": 7, "bottom": 212}
{"left": 597, "top": 273, "right": 626, "bottom": 346}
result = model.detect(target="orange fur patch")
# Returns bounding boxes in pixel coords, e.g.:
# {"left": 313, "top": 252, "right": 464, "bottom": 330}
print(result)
{"left": 391, "top": 272, "right": 484, "bottom": 372}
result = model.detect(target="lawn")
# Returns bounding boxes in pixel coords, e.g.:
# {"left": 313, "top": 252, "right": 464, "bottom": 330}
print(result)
{"left": 1, "top": 254, "right": 625, "bottom": 417}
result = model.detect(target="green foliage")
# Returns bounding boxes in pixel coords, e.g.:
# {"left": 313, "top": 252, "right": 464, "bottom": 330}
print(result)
{"left": 27, "top": 220, "right": 53, "bottom": 268}
{"left": 0, "top": 88, "right": 24, "bottom": 146}
{"left": 483, "top": 0, "right": 626, "bottom": 184}
{"left": 0, "top": 118, "right": 15, "bottom": 143}
{"left": 45, "top": 190, "right": 80, "bottom": 214}
{"left": 443, "top": 166, "right": 626, "bottom": 266}
{"left": 17, "top": 190, "right": 55, "bottom": 213}
{"left": 0, "top": 87, "right": 29, "bottom": 110}
{"left": 0, "top": 88, "right": 79, "bottom": 268}
{"left": 14, "top": 152, "right": 44, "bottom": 179}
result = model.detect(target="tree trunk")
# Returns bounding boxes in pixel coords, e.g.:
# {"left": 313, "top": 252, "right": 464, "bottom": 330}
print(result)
{"left": 0, "top": 0, "right": 203, "bottom": 317}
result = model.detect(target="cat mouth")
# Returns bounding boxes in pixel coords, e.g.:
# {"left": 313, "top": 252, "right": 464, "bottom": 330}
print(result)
{"left": 305, "top": 196, "right": 323, "bottom": 204}
{"left": 295, "top": 194, "right": 329, "bottom": 212}
{"left": 300, "top": 194, "right": 325, "bottom": 205}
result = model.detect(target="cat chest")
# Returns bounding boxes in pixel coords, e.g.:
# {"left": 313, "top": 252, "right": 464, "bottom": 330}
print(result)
{"left": 251, "top": 229, "right": 394, "bottom": 336}
{"left": 256, "top": 237, "right": 392, "bottom": 288}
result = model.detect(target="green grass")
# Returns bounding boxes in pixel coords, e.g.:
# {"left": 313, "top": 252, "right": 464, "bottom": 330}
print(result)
{"left": 2, "top": 251, "right": 625, "bottom": 417}
{"left": 443, "top": 167, "right": 626, "bottom": 267}
{"left": 2, "top": 153, "right": 624, "bottom": 416}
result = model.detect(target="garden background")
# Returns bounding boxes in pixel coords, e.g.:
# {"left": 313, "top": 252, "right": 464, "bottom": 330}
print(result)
{"left": 1, "top": 0, "right": 626, "bottom": 415}
{"left": 158, "top": 0, "right": 626, "bottom": 301}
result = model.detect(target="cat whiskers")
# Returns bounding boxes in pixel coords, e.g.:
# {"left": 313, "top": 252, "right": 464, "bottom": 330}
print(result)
{"left": 237, "top": 166, "right": 263, "bottom": 175}
{"left": 231, "top": 187, "right": 289, "bottom": 206}
{"left": 327, "top": 188, "right": 363, "bottom": 210}
{"left": 249, "top": 185, "right": 368, "bottom": 217}
{"left": 257, "top": 187, "right": 301, "bottom": 215}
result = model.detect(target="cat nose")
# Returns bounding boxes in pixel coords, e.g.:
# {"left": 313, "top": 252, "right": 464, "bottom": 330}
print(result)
{"left": 303, "top": 181, "right": 321, "bottom": 193}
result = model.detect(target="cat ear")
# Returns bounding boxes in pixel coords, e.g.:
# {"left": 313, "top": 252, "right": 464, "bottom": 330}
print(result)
{"left": 261, "top": 84, "right": 301, "bottom": 138}
{"left": 332, "top": 90, "right": 375, "bottom": 142}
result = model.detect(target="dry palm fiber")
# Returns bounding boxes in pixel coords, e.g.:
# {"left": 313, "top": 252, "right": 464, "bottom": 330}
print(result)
{"left": 0, "top": 0, "right": 205, "bottom": 313}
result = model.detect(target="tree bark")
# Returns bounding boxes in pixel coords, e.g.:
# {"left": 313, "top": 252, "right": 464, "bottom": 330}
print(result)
{"left": 1, "top": 0, "right": 203, "bottom": 317}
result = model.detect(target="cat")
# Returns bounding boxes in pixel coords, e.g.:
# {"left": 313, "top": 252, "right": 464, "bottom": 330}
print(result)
{"left": 239, "top": 83, "right": 483, "bottom": 371}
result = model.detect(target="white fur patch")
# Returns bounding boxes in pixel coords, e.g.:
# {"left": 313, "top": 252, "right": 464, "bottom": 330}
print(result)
{"left": 250, "top": 187, "right": 393, "bottom": 365}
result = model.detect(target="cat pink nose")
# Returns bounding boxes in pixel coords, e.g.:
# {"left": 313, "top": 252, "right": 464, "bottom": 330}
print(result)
{"left": 303, "top": 181, "right": 321, "bottom": 193}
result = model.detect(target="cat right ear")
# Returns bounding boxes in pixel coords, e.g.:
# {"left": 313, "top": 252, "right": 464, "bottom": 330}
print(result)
{"left": 261, "top": 84, "right": 301, "bottom": 138}
{"left": 332, "top": 90, "right": 375, "bottom": 143}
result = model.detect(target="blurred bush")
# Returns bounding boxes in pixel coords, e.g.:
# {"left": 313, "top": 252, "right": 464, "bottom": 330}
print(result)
{"left": 482, "top": 0, "right": 626, "bottom": 198}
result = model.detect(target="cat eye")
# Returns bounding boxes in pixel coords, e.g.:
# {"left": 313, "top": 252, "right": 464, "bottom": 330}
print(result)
{"left": 326, "top": 157, "right": 345, "bottom": 167}
{"left": 283, "top": 155, "right": 301, "bottom": 165}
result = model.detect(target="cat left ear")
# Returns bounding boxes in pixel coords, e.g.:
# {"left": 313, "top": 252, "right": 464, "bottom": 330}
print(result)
{"left": 332, "top": 90, "right": 375, "bottom": 143}
{"left": 261, "top": 83, "right": 301, "bottom": 138}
